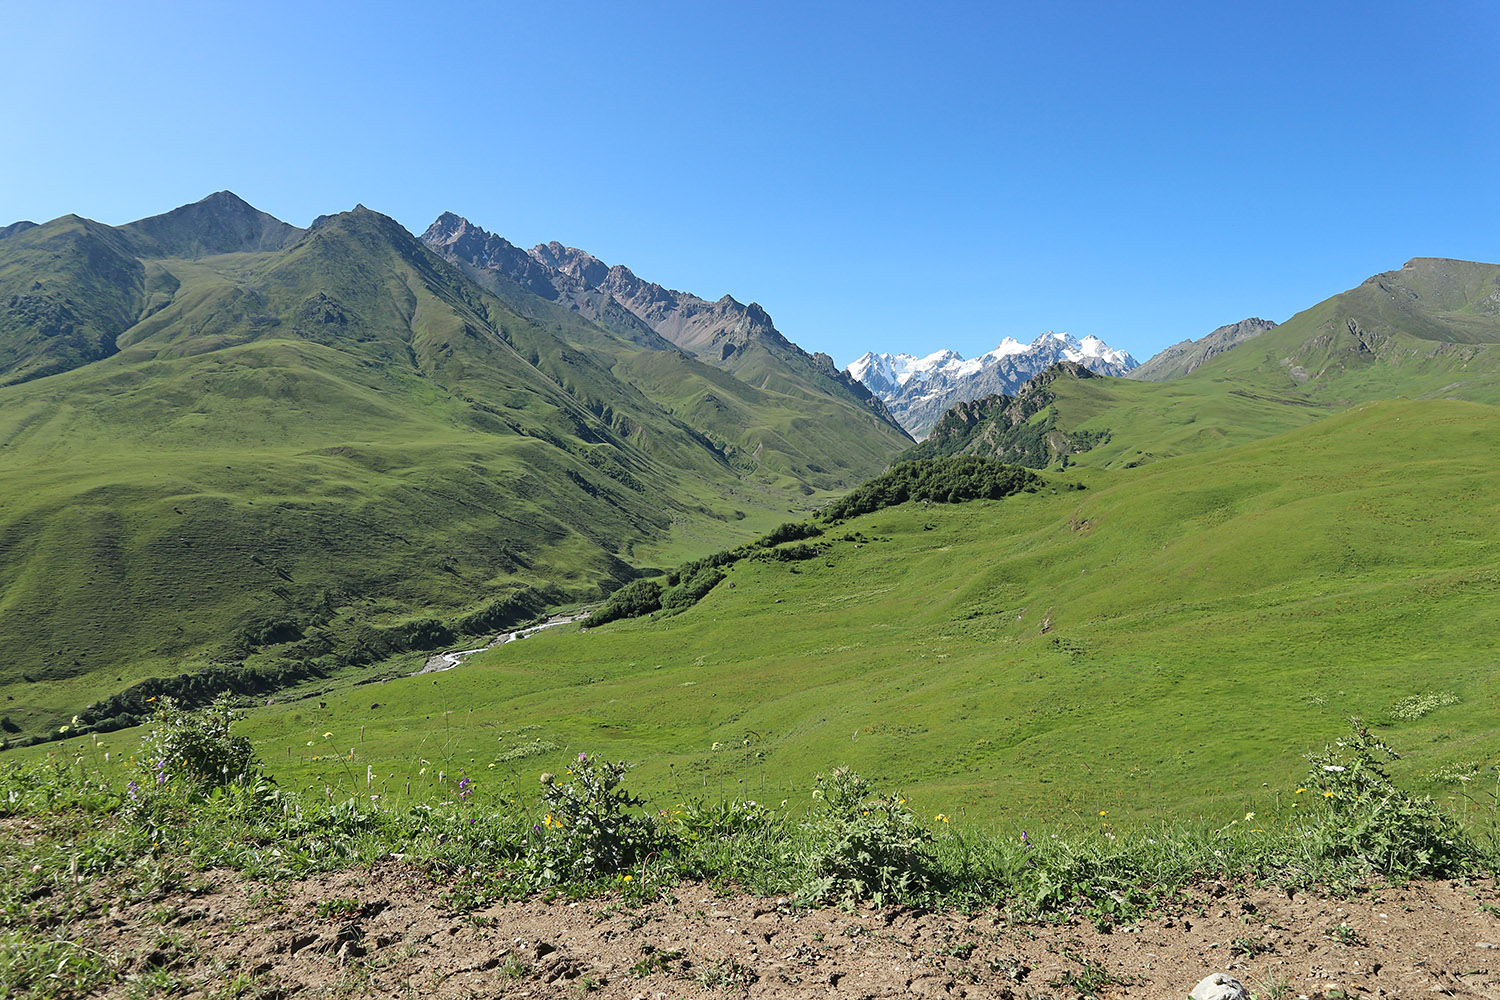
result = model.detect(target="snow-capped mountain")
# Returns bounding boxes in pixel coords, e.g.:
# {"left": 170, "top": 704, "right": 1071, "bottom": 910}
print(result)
{"left": 848, "top": 332, "right": 1138, "bottom": 437}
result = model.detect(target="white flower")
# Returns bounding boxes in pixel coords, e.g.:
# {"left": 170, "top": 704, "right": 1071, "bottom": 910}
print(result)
{"left": 1323, "top": 765, "right": 1346, "bottom": 772}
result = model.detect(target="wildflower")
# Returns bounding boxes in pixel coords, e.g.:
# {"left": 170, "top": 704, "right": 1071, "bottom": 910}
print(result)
{"left": 622, "top": 874, "right": 633, "bottom": 882}
{"left": 1020, "top": 831, "right": 1029, "bottom": 846}
{"left": 127, "top": 780, "right": 140, "bottom": 802}
{"left": 323, "top": 732, "right": 333, "bottom": 738}
{"left": 457, "top": 777, "right": 473, "bottom": 801}
{"left": 146, "top": 697, "right": 157, "bottom": 703}
{"left": 1322, "top": 765, "right": 1345, "bottom": 772}
{"left": 1324, "top": 791, "right": 1334, "bottom": 797}
{"left": 1295, "top": 787, "right": 1306, "bottom": 794}
{"left": 934, "top": 813, "right": 949, "bottom": 823}
{"left": 1099, "top": 810, "right": 1107, "bottom": 817}
{"left": 1244, "top": 812, "right": 1256, "bottom": 821}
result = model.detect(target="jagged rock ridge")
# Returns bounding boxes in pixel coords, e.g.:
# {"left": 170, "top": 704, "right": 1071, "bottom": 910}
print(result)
{"left": 1128, "top": 318, "right": 1278, "bottom": 382}
{"left": 421, "top": 215, "right": 906, "bottom": 433}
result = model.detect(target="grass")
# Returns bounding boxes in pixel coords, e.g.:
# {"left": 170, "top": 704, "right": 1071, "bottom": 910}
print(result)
{"left": 5, "top": 695, "right": 1492, "bottom": 996}
{"left": 109, "top": 396, "right": 1492, "bottom": 829}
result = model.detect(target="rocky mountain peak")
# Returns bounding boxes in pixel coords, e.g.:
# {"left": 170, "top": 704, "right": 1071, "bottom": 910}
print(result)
{"left": 847, "top": 332, "right": 1138, "bottom": 438}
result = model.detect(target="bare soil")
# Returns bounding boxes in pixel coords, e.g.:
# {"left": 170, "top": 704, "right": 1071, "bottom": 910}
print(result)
{"left": 82, "top": 864, "right": 1500, "bottom": 999}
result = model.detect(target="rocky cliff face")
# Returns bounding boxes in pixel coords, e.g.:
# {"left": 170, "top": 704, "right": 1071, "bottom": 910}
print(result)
{"left": 849, "top": 333, "right": 1137, "bottom": 438}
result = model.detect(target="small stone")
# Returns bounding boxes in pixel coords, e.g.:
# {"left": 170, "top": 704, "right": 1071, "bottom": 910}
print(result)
{"left": 1190, "top": 972, "right": 1249, "bottom": 1000}
{"left": 1478, "top": 941, "right": 1499, "bottom": 949}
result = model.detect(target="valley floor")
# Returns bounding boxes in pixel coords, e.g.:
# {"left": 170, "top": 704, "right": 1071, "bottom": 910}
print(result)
{"left": 64, "top": 862, "right": 1500, "bottom": 999}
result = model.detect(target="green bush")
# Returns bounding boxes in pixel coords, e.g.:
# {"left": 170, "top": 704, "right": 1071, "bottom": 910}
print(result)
{"left": 1303, "top": 720, "right": 1478, "bottom": 879}
{"left": 584, "top": 578, "right": 664, "bottom": 627}
{"left": 528, "top": 753, "right": 663, "bottom": 885}
{"left": 820, "top": 456, "right": 1041, "bottom": 521}
{"left": 797, "top": 767, "right": 934, "bottom": 907}
{"left": 660, "top": 567, "right": 725, "bottom": 612}
{"left": 134, "top": 696, "right": 260, "bottom": 792}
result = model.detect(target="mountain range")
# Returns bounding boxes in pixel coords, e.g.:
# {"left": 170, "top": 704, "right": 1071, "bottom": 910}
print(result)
{"left": 848, "top": 332, "right": 1138, "bottom": 437}
{"left": 0, "top": 192, "right": 911, "bottom": 740}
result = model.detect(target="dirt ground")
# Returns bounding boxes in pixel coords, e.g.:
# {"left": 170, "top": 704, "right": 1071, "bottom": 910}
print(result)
{"left": 88, "top": 863, "right": 1500, "bottom": 999}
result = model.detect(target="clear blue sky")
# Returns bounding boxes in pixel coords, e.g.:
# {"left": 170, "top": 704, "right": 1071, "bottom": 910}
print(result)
{"left": 4, "top": 1, "right": 1497, "bottom": 366}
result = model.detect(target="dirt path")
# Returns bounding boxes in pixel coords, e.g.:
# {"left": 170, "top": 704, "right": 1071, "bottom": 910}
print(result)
{"left": 418, "top": 614, "right": 588, "bottom": 674}
{"left": 86, "top": 867, "right": 1500, "bottom": 998}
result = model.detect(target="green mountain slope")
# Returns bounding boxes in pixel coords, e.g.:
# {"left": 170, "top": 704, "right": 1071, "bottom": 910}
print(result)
{"left": 0, "top": 196, "right": 912, "bottom": 741}
{"left": 0, "top": 215, "right": 146, "bottom": 384}
{"left": 236, "top": 397, "right": 1500, "bottom": 824}
{"left": 908, "top": 257, "right": 1500, "bottom": 471}
{"left": 421, "top": 215, "right": 912, "bottom": 466}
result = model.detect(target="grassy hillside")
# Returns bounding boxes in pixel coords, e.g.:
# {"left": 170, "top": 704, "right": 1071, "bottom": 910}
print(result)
{"left": 0, "top": 200, "right": 912, "bottom": 741}
{"left": 436, "top": 240, "right": 914, "bottom": 493}
{"left": 904, "top": 259, "right": 1500, "bottom": 474}
{"left": 226, "top": 397, "right": 1500, "bottom": 826}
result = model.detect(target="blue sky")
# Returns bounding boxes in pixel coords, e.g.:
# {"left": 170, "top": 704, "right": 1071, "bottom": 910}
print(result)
{"left": 4, "top": 1, "right": 1496, "bottom": 366}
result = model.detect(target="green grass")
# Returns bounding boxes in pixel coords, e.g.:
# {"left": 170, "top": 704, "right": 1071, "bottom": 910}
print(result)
{"left": 142, "top": 396, "right": 1497, "bottom": 829}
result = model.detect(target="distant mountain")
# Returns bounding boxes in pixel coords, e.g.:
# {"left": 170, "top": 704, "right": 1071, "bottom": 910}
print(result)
{"left": 902, "top": 362, "right": 1112, "bottom": 468}
{"left": 421, "top": 215, "right": 905, "bottom": 434}
{"left": 848, "top": 332, "right": 1137, "bottom": 437}
{"left": 119, "top": 190, "right": 305, "bottom": 258}
{"left": 1128, "top": 318, "right": 1278, "bottom": 382}
{"left": 0, "top": 220, "right": 37, "bottom": 240}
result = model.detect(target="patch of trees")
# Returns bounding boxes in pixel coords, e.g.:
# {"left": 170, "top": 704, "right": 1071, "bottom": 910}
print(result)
{"left": 584, "top": 520, "right": 827, "bottom": 627}
{"left": 74, "top": 659, "right": 330, "bottom": 736}
{"left": 819, "top": 456, "right": 1042, "bottom": 521}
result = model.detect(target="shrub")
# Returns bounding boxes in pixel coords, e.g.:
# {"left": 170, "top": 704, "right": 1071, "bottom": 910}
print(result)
{"left": 528, "top": 753, "right": 663, "bottom": 885}
{"left": 798, "top": 767, "right": 934, "bottom": 907}
{"left": 584, "top": 578, "right": 664, "bottom": 627}
{"left": 134, "top": 696, "right": 260, "bottom": 792}
{"left": 1302, "top": 720, "right": 1478, "bottom": 879}
{"left": 660, "top": 567, "right": 725, "bottom": 613}
{"left": 820, "top": 456, "right": 1041, "bottom": 521}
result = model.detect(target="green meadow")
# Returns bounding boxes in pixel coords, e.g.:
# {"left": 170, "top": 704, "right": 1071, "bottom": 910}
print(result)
{"left": 199, "top": 397, "right": 1500, "bottom": 828}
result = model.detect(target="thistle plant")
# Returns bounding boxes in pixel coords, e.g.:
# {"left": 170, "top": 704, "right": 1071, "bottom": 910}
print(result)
{"left": 528, "top": 752, "right": 663, "bottom": 885}
{"left": 134, "top": 696, "right": 260, "bottom": 791}
{"left": 797, "top": 767, "right": 934, "bottom": 908}
{"left": 1303, "top": 719, "right": 1477, "bottom": 879}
